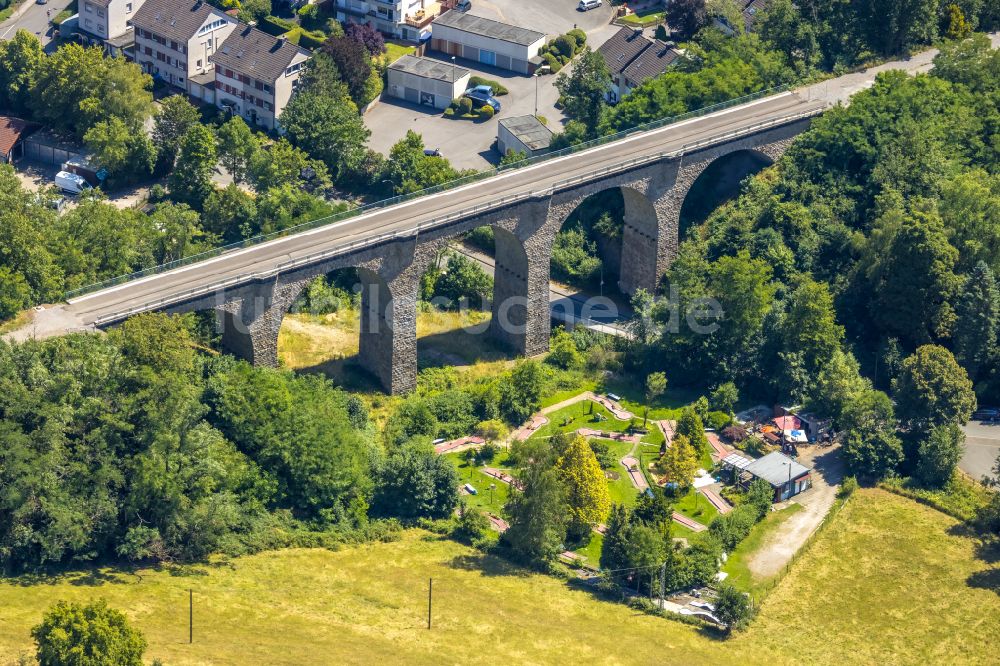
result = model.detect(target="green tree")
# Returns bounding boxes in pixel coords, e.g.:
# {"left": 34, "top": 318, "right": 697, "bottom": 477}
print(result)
{"left": 666, "top": 0, "right": 708, "bottom": 38}
{"left": 782, "top": 277, "right": 843, "bottom": 375}
{"left": 841, "top": 389, "right": 903, "bottom": 479}
{"left": 710, "top": 381, "right": 738, "bottom": 415}
{"left": 249, "top": 138, "right": 330, "bottom": 193}
{"left": 281, "top": 82, "right": 369, "bottom": 183}
{"left": 893, "top": 345, "right": 977, "bottom": 430}
{"left": 32, "top": 600, "right": 146, "bottom": 666}
{"left": 644, "top": 372, "right": 668, "bottom": 427}
{"left": 383, "top": 130, "right": 466, "bottom": 194}
{"left": 944, "top": 3, "right": 972, "bottom": 39}
{"left": 149, "top": 202, "right": 209, "bottom": 264}
{"left": 555, "top": 48, "right": 610, "bottom": 135}
{"left": 152, "top": 95, "right": 201, "bottom": 169}
{"left": 662, "top": 433, "right": 699, "bottom": 490}
{"left": 238, "top": 0, "right": 271, "bottom": 22}
{"left": 84, "top": 117, "right": 156, "bottom": 181}
{"left": 203, "top": 184, "right": 258, "bottom": 242}
{"left": 916, "top": 423, "right": 965, "bottom": 487}
{"left": 953, "top": 262, "right": 999, "bottom": 382}
{"left": 503, "top": 461, "right": 568, "bottom": 564}
{"left": 216, "top": 116, "right": 260, "bottom": 185}
{"left": 169, "top": 124, "right": 217, "bottom": 209}
{"left": 319, "top": 34, "right": 372, "bottom": 106}
{"left": 371, "top": 447, "right": 459, "bottom": 520}
{"left": 715, "top": 583, "right": 754, "bottom": 632}
{"left": 555, "top": 434, "right": 611, "bottom": 540}
{"left": 433, "top": 252, "right": 493, "bottom": 309}
{"left": 807, "top": 349, "right": 867, "bottom": 426}
{"left": 547, "top": 327, "right": 583, "bottom": 369}
{"left": 600, "top": 503, "right": 632, "bottom": 571}
{"left": 676, "top": 406, "right": 710, "bottom": 455}
{"left": 0, "top": 29, "right": 44, "bottom": 114}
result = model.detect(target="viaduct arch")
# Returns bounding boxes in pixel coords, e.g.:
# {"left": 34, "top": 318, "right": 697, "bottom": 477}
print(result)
{"left": 120, "top": 118, "right": 809, "bottom": 394}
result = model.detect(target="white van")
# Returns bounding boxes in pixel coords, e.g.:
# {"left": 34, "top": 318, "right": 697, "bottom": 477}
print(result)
{"left": 55, "top": 171, "right": 92, "bottom": 195}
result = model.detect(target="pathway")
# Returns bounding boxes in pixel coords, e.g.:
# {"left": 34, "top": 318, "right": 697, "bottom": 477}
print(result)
{"left": 511, "top": 414, "right": 548, "bottom": 441}
{"left": 705, "top": 431, "right": 730, "bottom": 460}
{"left": 487, "top": 514, "right": 509, "bottom": 533}
{"left": 657, "top": 420, "right": 676, "bottom": 447}
{"left": 482, "top": 467, "right": 522, "bottom": 491}
{"left": 698, "top": 487, "right": 733, "bottom": 515}
{"left": 745, "top": 443, "right": 844, "bottom": 579}
{"left": 671, "top": 511, "right": 707, "bottom": 533}
{"left": 434, "top": 435, "right": 485, "bottom": 454}
{"left": 620, "top": 453, "right": 649, "bottom": 492}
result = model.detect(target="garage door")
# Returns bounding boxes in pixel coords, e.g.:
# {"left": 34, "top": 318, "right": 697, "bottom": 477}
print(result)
{"left": 496, "top": 54, "right": 511, "bottom": 70}
{"left": 511, "top": 58, "right": 528, "bottom": 74}
{"left": 404, "top": 87, "right": 419, "bottom": 104}
{"left": 463, "top": 44, "right": 479, "bottom": 61}
{"left": 480, "top": 50, "right": 497, "bottom": 66}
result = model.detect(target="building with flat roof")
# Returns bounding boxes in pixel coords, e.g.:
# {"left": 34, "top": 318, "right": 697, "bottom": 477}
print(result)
{"left": 386, "top": 54, "right": 471, "bottom": 109}
{"left": 430, "top": 10, "right": 546, "bottom": 75}
{"left": 497, "top": 115, "right": 552, "bottom": 158}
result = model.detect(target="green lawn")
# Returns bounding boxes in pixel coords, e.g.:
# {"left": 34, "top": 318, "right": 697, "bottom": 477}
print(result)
{"left": 720, "top": 502, "right": 804, "bottom": 594}
{"left": 672, "top": 488, "right": 720, "bottom": 526}
{"left": 619, "top": 10, "right": 665, "bottom": 27}
{"left": 2, "top": 491, "right": 995, "bottom": 664}
{"left": 572, "top": 531, "right": 604, "bottom": 566}
{"left": 381, "top": 42, "right": 416, "bottom": 64}
{"left": 443, "top": 451, "right": 511, "bottom": 514}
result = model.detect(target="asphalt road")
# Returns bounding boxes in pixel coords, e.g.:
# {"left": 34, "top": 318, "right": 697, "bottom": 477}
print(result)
{"left": 960, "top": 421, "right": 1000, "bottom": 481}
{"left": 14, "top": 35, "right": 999, "bottom": 343}
{"left": 0, "top": 0, "right": 72, "bottom": 46}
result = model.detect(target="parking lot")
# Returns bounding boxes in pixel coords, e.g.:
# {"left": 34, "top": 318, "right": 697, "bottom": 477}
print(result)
{"left": 960, "top": 420, "right": 1000, "bottom": 481}
{"left": 364, "top": 0, "right": 621, "bottom": 169}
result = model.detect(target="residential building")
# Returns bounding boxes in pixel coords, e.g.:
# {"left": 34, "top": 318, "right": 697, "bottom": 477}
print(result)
{"left": 596, "top": 27, "right": 682, "bottom": 103}
{"left": 497, "top": 115, "right": 552, "bottom": 158}
{"left": 77, "top": 0, "right": 146, "bottom": 57}
{"left": 332, "top": 0, "right": 440, "bottom": 42}
{"left": 721, "top": 451, "right": 812, "bottom": 502}
{"left": 715, "top": 0, "right": 774, "bottom": 34}
{"left": 0, "top": 116, "right": 39, "bottom": 164}
{"left": 430, "top": 10, "right": 546, "bottom": 75}
{"left": 386, "top": 54, "right": 470, "bottom": 109}
{"left": 132, "top": 0, "right": 238, "bottom": 101}
{"left": 212, "top": 25, "right": 312, "bottom": 130}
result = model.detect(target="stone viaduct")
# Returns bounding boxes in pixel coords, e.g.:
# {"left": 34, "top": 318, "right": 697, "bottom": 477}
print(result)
{"left": 132, "top": 117, "right": 810, "bottom": 394}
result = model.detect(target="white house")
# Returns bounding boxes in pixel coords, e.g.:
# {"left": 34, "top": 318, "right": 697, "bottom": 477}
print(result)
{"left": 386, "top": 54, "right": 470, "bottom": 109}
{"left": 596, "top": 27, "right": 682, "bottom": 103}
{"left": 430, "top": 10, "right": 546, "bottom": 75}
{"left": 332, "top": 0, "right": 439, "bottom": 42}
{"left": 77, "top": 0, "right": 146, "bottom": 57}
{"left": 213, "top": 25, "right": 312, "bottom": 130}
{"left": 132, "top": 0, "right": 238, "bottom": 102}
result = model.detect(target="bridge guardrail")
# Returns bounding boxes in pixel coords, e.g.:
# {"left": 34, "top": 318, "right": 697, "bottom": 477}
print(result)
{"left": 89, "top": 110, "right": 822, "bottom": 325}
{"left": 64, "top": 85, "right": 795, "bottom": 301}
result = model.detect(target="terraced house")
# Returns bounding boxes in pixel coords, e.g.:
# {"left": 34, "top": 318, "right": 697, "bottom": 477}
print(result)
{"left": 132, "top": 0, "right": 238, "bottom": 102}
{"left": 77, "top": 0, "right": 146, "bottom": 57}
{"left": 213, "top": 25, "right": 312, "bottom": 130}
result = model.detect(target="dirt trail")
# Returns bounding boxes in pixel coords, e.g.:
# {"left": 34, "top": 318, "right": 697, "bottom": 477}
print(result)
{"left": 746, "top": 444, "right": 845, "bottom": 579}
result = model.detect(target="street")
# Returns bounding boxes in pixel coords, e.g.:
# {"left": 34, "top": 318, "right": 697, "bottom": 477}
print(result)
{"left": 0, "top": 0, "right": 72, "bottom": 47}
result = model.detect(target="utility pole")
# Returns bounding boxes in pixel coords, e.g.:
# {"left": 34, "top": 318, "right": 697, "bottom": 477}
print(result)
{"left": 189, "top": 589, "right": 193, "bottom": 644}
{"left": 659, "top": 562, "right": 666, "bottom": 610}
{"left": 427, "top": 578, "right": 433, "bottom": 630}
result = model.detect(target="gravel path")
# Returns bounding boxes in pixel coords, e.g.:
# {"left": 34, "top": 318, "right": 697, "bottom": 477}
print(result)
{"left": 746, "top": 444, "right": 845, "bottom": 579}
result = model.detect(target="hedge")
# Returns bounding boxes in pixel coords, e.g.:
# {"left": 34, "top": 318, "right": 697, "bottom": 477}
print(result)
{"left": 468, "top": 76, "right": 508, "bottom": 96}
{"left": 258, "top": 15, "right": 296, "bottom": 37}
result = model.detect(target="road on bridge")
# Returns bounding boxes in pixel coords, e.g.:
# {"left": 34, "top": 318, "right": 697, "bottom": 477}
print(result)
{"left": 11, "top": 33, "right": 999, "bottom": 344}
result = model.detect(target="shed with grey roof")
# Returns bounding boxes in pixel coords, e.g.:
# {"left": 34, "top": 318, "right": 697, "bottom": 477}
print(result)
{"left": 430, "top": 10, "right": 546, "bottom": 75}
{"left": 497, "top": 115, "right": 553, "bottom": 158}
{"left": 743, "top": 451, "right": 811, "bottom": 501}
{"left": 386, "top": 55, "right": 472, "bottom": 109}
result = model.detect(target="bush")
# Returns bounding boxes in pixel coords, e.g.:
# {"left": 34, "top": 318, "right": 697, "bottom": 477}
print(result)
{"left": 451, "top": 506, "right": 492, "bottom": 545}
{"left": 468, "top": 76, "right": 508, "bottom": 95}
{"left": 443, "top": 107, "right": 456, "bottom": 117}
{"left": 478, "top": 104, "right": 495, "bottom": 120}
{"left": 838, "top": 475, "right": 859, "bottom": 499}
{"left": 258, "top": 14, "right": 295, "bottom": 36}
{"left": 33, "top": 600, "right": 147, "bottom": 666}
{"left": 299, "top": 29, "right": 327, "bottom": 51}
{"left": 714, "top": 584, "right": 755, "bottom": 632}
{"left": 567, "top": 28, "right": 587, "bottom": 48}
{"left": 459, "top": 97, "right": 473, "bottom": 114}
{"left": 543, "top": 52, "right": 563, "bottom": 72}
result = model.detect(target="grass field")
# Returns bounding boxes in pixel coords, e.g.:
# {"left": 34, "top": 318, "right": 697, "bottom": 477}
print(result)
{"left": 444, "top": 451, "right": 512, "bottom": 514}
{"left": 1, "top": 490, "right": 997, "bottom": 664}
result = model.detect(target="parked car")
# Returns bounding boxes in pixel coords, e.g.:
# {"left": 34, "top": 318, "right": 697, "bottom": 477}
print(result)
{"left": 54, "top": 171, "right": 92, "bottom": 195}
{"left": 456, "top": 0, "right": 472, "bottom": 11}
{"left": 464, "top": 88, "right": 501, "bottom": 112}
{"left": 423, "top": 148, "right": 442, "bottom": 157}
{"left": 974, "top": 407, "right": 999, "bottom": 421}
{"left": 468, "top": 84, "right": 494, "bottom": 97}
{"left": 578, "top": 0, "right": 602, "bottom": 11}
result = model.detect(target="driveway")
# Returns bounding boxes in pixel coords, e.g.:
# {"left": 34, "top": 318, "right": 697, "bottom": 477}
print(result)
{"left": 961, "top": 421, "right": 1000, "bottom": 481}
{"left": 746, "top": 443, "right": 845, "bottom": 580}
{"left": 467, "top": 0, "right": 616, "bottom": 39}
